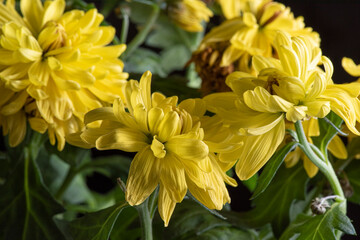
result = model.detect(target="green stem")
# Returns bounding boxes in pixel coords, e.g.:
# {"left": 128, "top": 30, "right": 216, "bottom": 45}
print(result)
{"left": 54, "top": 167, "right": 77, "bottom": 200}
{"left": 148, "top": 187, "right": 159, "bottom": 219}
{"left": 136, "top": 198, "right": 153, "bottom": 240}
{"left": 294, "top": 121, "right": 345, "bottom": 201}
{"left": 120, "top": 11, "right": 129, "bottom": 44}
{"left": 122, "top": 3, "right": 160, "bottom": 59}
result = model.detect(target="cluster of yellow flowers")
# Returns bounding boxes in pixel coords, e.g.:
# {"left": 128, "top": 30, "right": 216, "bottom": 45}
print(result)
{"left": 0, "top": 0, "right": 128, "bottom": 150}
{"left": 2, "top": 0, "right": 360, "bottom": 227}
{"left": 69, "top": 71, "right": 238, "bottom": 225}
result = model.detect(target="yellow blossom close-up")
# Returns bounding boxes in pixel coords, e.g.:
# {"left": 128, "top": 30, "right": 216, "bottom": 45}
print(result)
{"left": 68, "top": 71, "right": 237, "bottom": 226}
{"left": 205, "top": 31, "right": 360, "bottom": 180}
{"left": 167, "top": 0, "right": 213, "bottom": 32}
{"left": 0, "top": 0, "right": 128, "bottom": 150}
{"left": 192, "top": 0, "right": 319, "bottom": 94}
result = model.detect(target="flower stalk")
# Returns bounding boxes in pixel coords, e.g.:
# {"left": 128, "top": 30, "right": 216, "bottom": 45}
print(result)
{"left": 294, "top": 120, "right": 345, "bottom": 205}
{"left": 122, "top": 3, "right": 160, "bottom": 59}
{"left": 136, "top": 197, "right": 154, "bottom": 240}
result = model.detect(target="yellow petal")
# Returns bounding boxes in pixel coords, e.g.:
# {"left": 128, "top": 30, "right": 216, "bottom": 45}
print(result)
{"left": 166, "top": 136, "right": 209, "bottom": 162}
{"left": 157, "top": 111, "right": 181, "bottom": 142}
{"left": 158, "top": 186, "right": 176, "bottom": 227}
{"left": 5, "top": 110, "right": 27, "bottom": 147}
{"left": 178, "top": 98, "right": 206, "bottom": 118}
{"left": 159, "top": 153, "right": 187, "bottom": 202}
{"left": 95, "top": 128, "right": 149, "bottom": 152}
{"left": 113, "top": 98, "right": 138, "bottom": 129}
{"left": 328, "top": 135, "right": 348, "bottom": 160}
{"left": 303, "top": 156, "right": 318, "bottom": 178}
{"left": 150, "top": 135, "right": 166, "bottom": 159}
{"left": 42, "top": 0, "right": 65, "bottom": 25}
{"left": 16, "top": 47, "right": 42, "bottom": 62}
{"left": 80, "top": 127, "right": 111, "bottom": 145}
{"left": 285, "top": 105, "right": 308, "bottom": 122}
{"left": 84, "top": 107, "right": 118, "bottom": 125}
{"left": 1, "top": 90, "right": 28, "bottom": 115}
{"left": 20, "top": 0, "right": 44, "bottom": 34}
{"left": 133, "top": 104, "right": 148, "bottom": 133}
{"left": 148, "top": 107, "right": 164, "bottom": 134}
{"left": 244, "top": 86, "right": 293, "bottom": 113}
{"left": 28, "top": 60, "right": 50, "bottom": 86}
{"left": 342, "top": 57, "right": 360, "bottom": 77}
{"left": 139, "top": 71, "right": 152, "bottom": 110}
{"left": 235, "top": 119, "right": 285, "bottom": 180}
{"left": 28, "top": 117, "right": 48, "bottom": 134}
{"left": 284, "top": 148, "right": 301, "bottom": 168}
{"left": 304, "top": 100, "right": 330, "bottom": 118}
{"left": 126, "top": 146, "right": 160, "bottom": 205}
{"left": 66, "top": 132, "right": 93, "bottom": 149}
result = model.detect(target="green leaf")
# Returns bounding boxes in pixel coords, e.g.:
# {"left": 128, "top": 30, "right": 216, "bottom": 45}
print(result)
{"left": 160, "top": 45, "right": 191, "bottom": 74}
{"left": 251, "top": 142, "right": 298, "bottom": 199}
{"left": 346, "top": 160, "right": 360, "bottom": 204}
{"left": 78, "top": 154, "right": 131, "bottom": 180}
{"left": 100, "top": 0, "right": 121, "bottom": 18}
{"left": 55, "top": 201, "right": 129, "bottom": 240}
{"left": 243, "top": 173, "right": 258, "bottom": 193}
{"left": 188, "top": 227, "right": 258, "bottom": 240}
{"left": 44, "top": 142, "right": 91, "bottom": 167}
{"left": 125, "top": 48, "right": 167, "bottom": 77}
{"left": 128, "top": 1, "right": 155, "bottom": 24}
{"left": 66, "top": 0, "right": 95, "bottom": 11}
{"left": 346, "top": 137, "right": 360, "bottom": 160}
{"left": 280, "top": 202, "right": 356, "bottom": 240}
{"left": 146, "top": 14, "right": 201, "bottom": 51}
{"left": 110, "top": 207, "right": 142, "bottom": 240}
{"left": 312, "top": 112, "right": 343, "bottom": 155}
{"left": 224, "top": 165, "right": 308, "bottom": 238}
{"left": 37, "top": 152, "right": 92, "bottom": 204}
{"left": 0, "top": 150, "right": 64, "bottom": 240}
{"left": 164, "top": 200, "right": 257, "bottom": 240}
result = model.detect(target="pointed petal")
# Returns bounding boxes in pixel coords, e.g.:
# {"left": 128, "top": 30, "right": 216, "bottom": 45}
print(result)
{"left": 159, "top": 154, "right": 187, "bottom": 202}
{"left": 126, "top": 147, "right": 160, "bottom": 205}
{"left": 158, "top": 186, "right": 176, "bottom": 227}
{"left": 235, "top": 119, "right": 285, "bottom": 180}
{"left": 328, "top": 135, "right": 348, "bottom": 160}
{"left": 303, "top": 156, "right": 318, "bottom": 178}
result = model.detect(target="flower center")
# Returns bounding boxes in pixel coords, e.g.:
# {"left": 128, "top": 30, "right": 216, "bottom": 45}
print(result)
{"left": 38, "top": 21, "right": 67, "bottom": 55}
{"left": 264, "top": 75, "right": 280, "bottom": 95}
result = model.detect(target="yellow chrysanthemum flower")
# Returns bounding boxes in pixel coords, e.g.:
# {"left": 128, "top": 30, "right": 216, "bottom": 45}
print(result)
{"left": 284, "top": 118, "right": 347, "bottom": 178}
{"left": 192, "top": 0, "right": 319, "bottom": 94}
{"left": 68, "top": 71, "right": 236, "bottom": 226}
{"left": 205, "top": 31, "right": 360, "bottom": 180}
{"left": 217, "top": 0, "right": 262, "bottom": 19}
{"left": 0, "top": 0, "right": 128, "bottom": 150}
{"left": 167, "top": 0, "right": 213, "bottom": 32}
